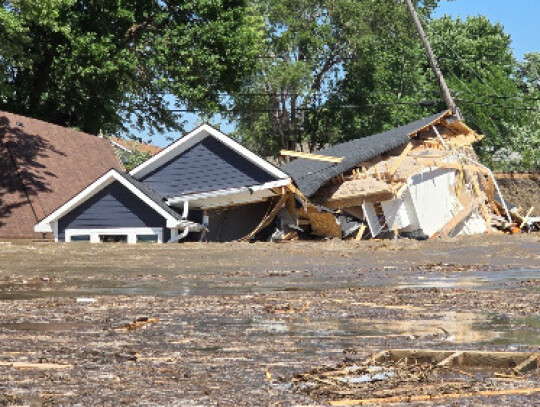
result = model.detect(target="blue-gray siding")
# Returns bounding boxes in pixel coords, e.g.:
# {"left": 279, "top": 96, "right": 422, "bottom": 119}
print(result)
{"left": 58, "top": 181, "right": 169, "bottom": 241}
{"left": 139, "top": 136, "right": 276, "bottom": 197}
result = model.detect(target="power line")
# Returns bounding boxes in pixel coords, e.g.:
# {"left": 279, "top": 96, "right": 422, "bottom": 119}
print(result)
{"left": 455, "top": 99, "right": 539, "bottom": 112}
{"left": 168, "top": 98, "right": 538, "bottom": 114}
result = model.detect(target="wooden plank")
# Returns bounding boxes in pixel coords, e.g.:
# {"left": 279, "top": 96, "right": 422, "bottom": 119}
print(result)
{"left": 437, "top": 351, "right": 464, "bottom": 367}
{"left": 520, "top": 207, "right": 535, "bottom": 228}
{"left": 0, "top": 361, "right": 73, "bottom": 370}
{"left": 514, "top": 354, "right": 539, "bottom": 374}
{"left": 355, "top": 224, "right": 366, "bottom": 241}
{"left": 280, "top": 150, "right": 343, "bottom": 163}
{"left": 388, "top": 143, "right": 413, "bottom": 177}
{"left": 494, "top": 173, "right": 540, "bottom": 181}
{"left": 435, "top": 162, "right": 462, "bottom": 171}
{"left": 375, "top": 349, "right": 537, "bottom": 367}
{"left": 435, "top": 197, "right": 476, "bottom": 238}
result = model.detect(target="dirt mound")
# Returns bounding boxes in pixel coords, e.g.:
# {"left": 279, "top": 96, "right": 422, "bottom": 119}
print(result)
{"left": 497, "top": 177, "right": 540, "bottom": 211}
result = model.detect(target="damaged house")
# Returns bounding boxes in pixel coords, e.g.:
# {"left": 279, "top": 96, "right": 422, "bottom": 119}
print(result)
{"left": 281, "top": 110, "right": 512, "bottom": 240}
{"left": 35, "top": 124, "right": 293, "bottom": 243}
{"left": 33, "top": 112, "right": 518, "bottom": 244}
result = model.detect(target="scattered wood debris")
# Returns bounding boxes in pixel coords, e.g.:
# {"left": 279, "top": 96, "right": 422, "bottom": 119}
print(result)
{"left": 113, "top": 316, "right": 159, "bottom": 331}
{"left": 265, "top": 302, "right": 311, "bottom": 314}
{"left": 293, "top": 349, "right": 540, "bottom": 404}
{"left": 0, "top": 361, "right": 74, "bottom": 370}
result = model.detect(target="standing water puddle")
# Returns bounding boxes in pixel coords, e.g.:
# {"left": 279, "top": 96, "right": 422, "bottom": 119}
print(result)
{"left": 0, "top": 268, "right": 538, "bottom": 300}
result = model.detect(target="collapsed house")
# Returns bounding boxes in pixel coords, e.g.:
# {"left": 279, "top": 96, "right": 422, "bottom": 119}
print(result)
{"left": 35, "top": 124, "right": 293, "bottom": 243}
{"left": 281, "top": 110, "right": 516, "bottom": 240}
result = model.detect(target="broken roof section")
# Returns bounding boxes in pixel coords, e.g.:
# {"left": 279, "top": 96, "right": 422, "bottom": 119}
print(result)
{"left": 281, "top": 111, "right": 451, "bottom": 197}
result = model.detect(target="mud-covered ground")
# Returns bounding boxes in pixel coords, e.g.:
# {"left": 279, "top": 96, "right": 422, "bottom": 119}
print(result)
{"left": 0, "top": 234, "right": 539, "bottom": 406}
{"left": 498, "top": 177, "right": 540, "bottom": 211}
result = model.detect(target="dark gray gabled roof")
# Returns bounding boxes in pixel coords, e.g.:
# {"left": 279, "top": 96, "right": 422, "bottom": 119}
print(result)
{"left": 281, "top": 111, "right": 449, "bottom": 197}
{"left": 113, "top": 170, "right": 185, "bottom": 221}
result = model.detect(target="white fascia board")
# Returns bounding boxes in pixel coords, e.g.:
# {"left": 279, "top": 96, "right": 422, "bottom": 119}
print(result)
{"left": 166, "top": 178, "right": 291, "bottom": 205}
{"left": 34, "top": 169, "right": 183, "bottom": 232}
{"left": 129, "top": 124, "right": 290, "bottom": 180}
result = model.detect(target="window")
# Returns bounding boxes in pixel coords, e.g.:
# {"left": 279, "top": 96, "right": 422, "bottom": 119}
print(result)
{"left": 70, "top": 235, "right": 90, "bottom": 242}
{"left": 136, "top": 234, "right": 158, "bottom": 243}
{"left": 99, "top": 235, "right": 127, "bottom": 243}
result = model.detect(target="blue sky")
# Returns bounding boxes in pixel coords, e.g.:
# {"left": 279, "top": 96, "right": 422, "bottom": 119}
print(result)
{"left": 144, "top": 0, "right": 539, "bottom": 146}
{"left": 434, "top": 0, "right": 539, "bottom": 60}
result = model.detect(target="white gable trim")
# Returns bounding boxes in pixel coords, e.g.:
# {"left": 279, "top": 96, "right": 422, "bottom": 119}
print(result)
{"left": 129, "top": 124, "right": 290, "bottom": 180}
{"left": 34, "top": 169, "right": 186, "bottom": 233}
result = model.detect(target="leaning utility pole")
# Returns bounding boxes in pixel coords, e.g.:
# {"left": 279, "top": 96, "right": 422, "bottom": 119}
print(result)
{"left": 403, "top": 0, "right": 463, "bottom": 119}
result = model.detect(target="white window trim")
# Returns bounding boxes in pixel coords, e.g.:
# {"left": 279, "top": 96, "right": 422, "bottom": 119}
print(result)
{"left": 65, "top": 227, "right": 163, "bottom": 244}
{"left": 129, "top": 123, "right": 290, "bottom": 180}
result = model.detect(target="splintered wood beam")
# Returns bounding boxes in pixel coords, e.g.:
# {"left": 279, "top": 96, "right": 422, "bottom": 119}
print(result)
{"left": 241, "top": 193, "right": 289, "bottom": 241}
{"left": 280, "top": 150, "right": 343, "bottom": 163}
{"left": 437, "top": 351, "right": 464, "bottom": 367}
{"left": 388, "top": 143, "right": 413, "bottom": 177}
{"left": 435, "top": 197, "right": 476, "bottom": 238}
{"left": 514, "top": 354, "right": 539, "bottom": 374}
{"left": 355, "top": 224, "right": 367, "bottom": 241}
{"left": 436, "top": 162, "right": 462, "bottom": 171}
{"left": 520, "top": 206, "right": 535, "bottom": 228}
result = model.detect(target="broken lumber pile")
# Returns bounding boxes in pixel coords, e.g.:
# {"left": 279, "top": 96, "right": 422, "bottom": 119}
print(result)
{"left": 292, "top": 349, "right": 540, "bottom": 405}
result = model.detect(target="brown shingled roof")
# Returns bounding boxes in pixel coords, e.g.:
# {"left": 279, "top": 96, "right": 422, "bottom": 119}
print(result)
{"left": 109, "top": 136, "right": 162, "bottom": 156}
{"left": 0, "top": 112, "right": 122, "bottom": 239}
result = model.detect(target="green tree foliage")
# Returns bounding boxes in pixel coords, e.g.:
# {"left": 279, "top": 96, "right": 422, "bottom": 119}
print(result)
{"left": 0, "top": 0, "right": 262, "bottom": 134}
{"left": 117, "top": 149, "right": 152, "bottom": 172}
{"left": 233, "top": 1, "right": 538, "bottom": 171}
{"left": 231, "top": 0, "right": 441, "bottom": 157}
{"left": 517, "top": 52, "right": 540, "bottom": 94}
{"left": 502, "top": 52, "right": 540, "bottom": 171}
{"left": 338, "top": 14, "right": 529, "bottom": 165}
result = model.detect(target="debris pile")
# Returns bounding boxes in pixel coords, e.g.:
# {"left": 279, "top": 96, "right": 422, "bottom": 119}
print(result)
{"left": 278, "top": 110, "right": 540, "bottom": 241}
{"left": 293, "top": 349, "right": 540, "bottom": 405}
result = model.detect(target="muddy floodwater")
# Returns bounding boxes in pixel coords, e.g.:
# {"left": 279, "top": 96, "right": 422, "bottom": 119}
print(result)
{"left": 0, "top": 234, "right": 539, "bottom": 405}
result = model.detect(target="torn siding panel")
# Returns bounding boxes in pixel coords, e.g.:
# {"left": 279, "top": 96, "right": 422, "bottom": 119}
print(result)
{"left": 363, "top": 203, "right": 383, "bottom": 238}
{"left": 57, "top": 180, "right": 167, "bottom": 241}
{"left": 408, "top": 168, "right": 459, "bottom": 237}
{"left": 381, "top": 194, "right": 418, "bottom": 231}
{"left": 139, "top": 136, "right": 275, "bottom": 198}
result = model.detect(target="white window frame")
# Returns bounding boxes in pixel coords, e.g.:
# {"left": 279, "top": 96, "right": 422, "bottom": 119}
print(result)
{"left": 64, "top": 227, "right": 163, "bottom": 244}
